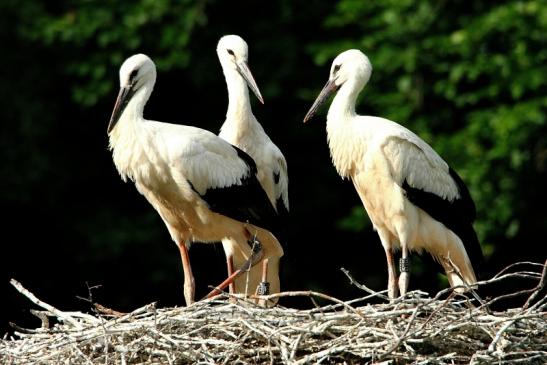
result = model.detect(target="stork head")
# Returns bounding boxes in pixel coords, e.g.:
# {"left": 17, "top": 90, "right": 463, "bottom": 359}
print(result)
{"left": 108, "top": 54, "right": 157, "bottom": 134}
{"left": 304, "top": 49, "right": 372, "bottom": 122}
{"left": 217, "top": 35, "right": 264, "bottom": 104}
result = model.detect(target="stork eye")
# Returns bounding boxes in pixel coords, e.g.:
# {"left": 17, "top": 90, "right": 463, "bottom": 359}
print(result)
{"left": 129, "top": 69, "right": 139, "bottom": 81}
{"left": 227, "top": 49, "right": 235, "bottom": 56}
{"left": 333, "top": 64, "right": 341, "bottom": 73}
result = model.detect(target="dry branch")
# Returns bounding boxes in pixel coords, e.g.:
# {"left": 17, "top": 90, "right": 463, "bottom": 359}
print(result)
{"left": 1, "top": 262, "right": 546, "bottom": 364}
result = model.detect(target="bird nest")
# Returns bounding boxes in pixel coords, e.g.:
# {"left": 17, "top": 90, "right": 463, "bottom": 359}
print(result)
{"left": 1, "top": 262, "right": 546, "bottom": 364}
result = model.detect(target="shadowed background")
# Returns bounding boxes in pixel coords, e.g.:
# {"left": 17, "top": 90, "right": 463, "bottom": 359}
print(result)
{"left": 1, "top": 0, "right": 546, "bottom": 333}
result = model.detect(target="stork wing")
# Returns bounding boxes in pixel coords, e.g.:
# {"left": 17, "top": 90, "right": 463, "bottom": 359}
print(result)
{"left": 381, "top": 131, "right": 459, "bottom": 202}
{"left": 272, "top": 149, "right": 290, "bottom": 215}
{"left": 167, "top": 126, "right": 281, "bottom": 236}
{"left": 196, "top": 146, "right": 281, "bottom": 236}
{"left": 267, "top": 152, "right": 289, "bottom": 246}
{"left": 381, "top": 134, "right": 484, "bottom": 272}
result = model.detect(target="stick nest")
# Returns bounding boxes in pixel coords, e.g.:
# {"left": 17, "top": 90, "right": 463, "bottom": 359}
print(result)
{"left": 1, "top": 262, "right": 546, "bottom": 364}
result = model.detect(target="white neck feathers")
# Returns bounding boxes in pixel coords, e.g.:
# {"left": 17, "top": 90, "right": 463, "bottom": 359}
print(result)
{"left": 224, "top": 69, "right": 252, "bottom": 122}
{"left": 108, "top": 85, "right": 153, "bottom": 182}
{"left": 326, "top": 80, "right": 364, "bottom": 178}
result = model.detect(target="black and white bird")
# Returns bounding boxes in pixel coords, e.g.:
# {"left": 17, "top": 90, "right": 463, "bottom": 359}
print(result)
{"left": 107, "top": 54, "right": 283, "bottom": 306}
{"left": 304, "top": 49, "right": 484, "bottom": 299}
{"left": 216, "top": 35, "right": 289, "bottom": 295}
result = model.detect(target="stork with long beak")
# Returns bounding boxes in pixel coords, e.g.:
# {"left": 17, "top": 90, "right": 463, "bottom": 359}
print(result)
{"left": 108, "top": 54, "right": 283, "bottom": 306}
{"left": 215, "top": 35, "right": 289, "bottom": 299}
{"left": 304, "top": 49, "right": 484, "bottom": 298}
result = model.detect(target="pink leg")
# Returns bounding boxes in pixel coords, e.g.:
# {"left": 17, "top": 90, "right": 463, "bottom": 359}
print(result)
{"left": 256, "top": 258, "right": 270, "bottom": 306}
{"left": 385, "top": 248, "right": 398, "bottom": 300}
{"left": 177, "top": 241, "right": 195, "bottom": 306}
{"left": 226, "top": 254, "right": 235, "bottom": 294}
{"left": 204, "top": 232, "right": 264, "bottom": 300}
{"left": 204, "top": 269, "right": 243, "bottom": 299}
{"left": 261, "top": 258, "right": 269, "bottom": 285}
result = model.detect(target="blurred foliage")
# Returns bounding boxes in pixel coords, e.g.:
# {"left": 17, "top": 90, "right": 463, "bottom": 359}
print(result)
{"left": 1, "top": 0, "right": 546, "bottom": 327}
{"left": 17, "top": 0, "right": 207, "bottom": 106}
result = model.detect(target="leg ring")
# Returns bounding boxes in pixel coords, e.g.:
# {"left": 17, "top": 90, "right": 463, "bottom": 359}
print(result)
{"left": 399, "top": 258, "right": 410, "bottom": 273}
{"left": 256, "top": 281, "right": 270, "bottom": 295}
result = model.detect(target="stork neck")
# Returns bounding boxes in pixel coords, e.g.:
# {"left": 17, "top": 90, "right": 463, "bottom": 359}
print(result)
{"left": 133, "top": 83, "right": 153, "bottom": 118}
{"left": 110, "top": 83, "right": 153, "bottom": 143}
{"left": 123, "top": 103, "right": 144, "bottom": 128}
{"left": 327, "top": 81, "right": 360, "bottom": 121}
{"left": 224, "top": 69, "right": 253, "bottom": 123}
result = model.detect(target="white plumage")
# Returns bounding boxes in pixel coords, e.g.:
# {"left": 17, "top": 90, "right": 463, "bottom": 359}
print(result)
{"left": 304, "top": 49, "right": 483, "bottom": 299}
{"left": 217, "top": 35, "right": 289, "bottom": 213}
{"left": 108, "top": 54, "right": 283, "bottom": 306}
{"left": 215, "top": 35, "right": 289, "bottom": 297}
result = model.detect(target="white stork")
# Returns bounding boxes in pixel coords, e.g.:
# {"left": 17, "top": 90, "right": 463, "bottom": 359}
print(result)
{"left": 107, "top": 54, "right": 283, "bottom": 306}
{"left": 304, "top": 49, "right": 484, "bottom": 299}
{"left": 216, "top": 35, "right": 289, "bottom": 296}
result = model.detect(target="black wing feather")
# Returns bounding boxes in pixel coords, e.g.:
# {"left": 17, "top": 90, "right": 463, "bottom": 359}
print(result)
{"left": 273, "top": 195, "right": 289, "bottom": 247}
{"left": 190, "top": 146, "right": 285, "bottom": 244}
{"left": 402, "top": 167, "right": 485, "bottom": 277}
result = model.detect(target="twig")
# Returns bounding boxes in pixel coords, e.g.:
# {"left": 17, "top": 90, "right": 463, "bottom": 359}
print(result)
{"left": 3, "top": 262, "right": 546, "bottom": 365}
{"left": 493, "top": 261, "right": 544, "bottom": 279}
{"left": 380, "top": 302, "right": 423, "bottom": 359}
{"left": 523, "top": 259, "right": 547, "bottom": 310}
{"left": 251, "top": 290, "right": 364, "bottom": 317}
{"left": 10, "top": 279, "right": 83, "bottom": 330}
{"left": 94, "top": 303, "right": 126, "bottom": 317}
{"left": 340, "top": 267, "right": 390, "bottom": 301}
{"left": 29, "top": 310, "right": 50, "bottom": 329}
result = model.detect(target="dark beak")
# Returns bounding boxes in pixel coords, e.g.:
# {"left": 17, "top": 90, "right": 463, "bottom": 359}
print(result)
{"left": 237, "top": 61, "right": 264, "bottom": 104}
{"left": 303, "top": 78, "right": 338, "bottom": 123}
{"left": 107, "top": 85, "right": 136, "bottom": 134}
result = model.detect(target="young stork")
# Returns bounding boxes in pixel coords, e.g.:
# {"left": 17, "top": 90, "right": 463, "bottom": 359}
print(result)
{"left": 107, "top": 54, "right": 283, "bottom": 306}
{"left": 304, "top": 50, "right": 484, "bottom": 299}
{"left": 216, "top": 35, "right": 289, "bottom": 296}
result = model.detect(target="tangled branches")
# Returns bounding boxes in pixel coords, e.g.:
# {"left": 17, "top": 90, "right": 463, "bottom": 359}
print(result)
{"left": 1, "top": 261, "right": 545, "bottom": 364}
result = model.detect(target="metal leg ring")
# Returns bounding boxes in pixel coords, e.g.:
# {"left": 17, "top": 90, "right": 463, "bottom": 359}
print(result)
{"left": 399, "top": 258, "right": 410, "bottom": 273}
{"left": 256, "top": 281, "right": 270, "bottom": 296}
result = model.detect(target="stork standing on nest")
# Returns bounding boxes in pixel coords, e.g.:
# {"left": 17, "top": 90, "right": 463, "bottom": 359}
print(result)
{"left": 216, "top": 35, "right": 289, "bottom": 297}
{"left": 304, "top": 49, "right": 484, "bottom": 299}
{"left": 107, "top": 54, "right": 283, "bottom": 306}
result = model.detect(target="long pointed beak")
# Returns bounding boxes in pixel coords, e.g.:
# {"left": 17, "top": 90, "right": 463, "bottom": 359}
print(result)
{"left": 107, "top": 85, "right": 136, "bottom": 134}
{"left": 303, "top": 78, "right": 338, "bottom": 123}
{"left": 237, "top": 61, "right": 264, "bottom": 104}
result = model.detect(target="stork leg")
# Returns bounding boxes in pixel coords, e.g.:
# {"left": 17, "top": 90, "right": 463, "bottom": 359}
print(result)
{"left": 256, "top": 258, "right": 270, "bottom": 294}
{"left": 203, "top": 232, "right": 264, "bottom": 300}
{"left": 398, "top": 245, "right": 410, "bottom": 296}
{"left": 176, "top": 241, "right": 195, "bottom": 306}
{"left": 255, "top": 258, "right": 270, "bottom": 306}
{"left": 378, "top": 230, "right": 398, "bottom": 300}
{"left": 384, "top": 248, "right": 398, "bottom": 300}
{"left": 226, "top": 254, "right": 236, "bottom": 294}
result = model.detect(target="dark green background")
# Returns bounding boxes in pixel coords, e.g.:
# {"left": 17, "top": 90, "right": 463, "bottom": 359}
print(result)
{"left": 2, "top": 0, "right": 545, "bottom": 332}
